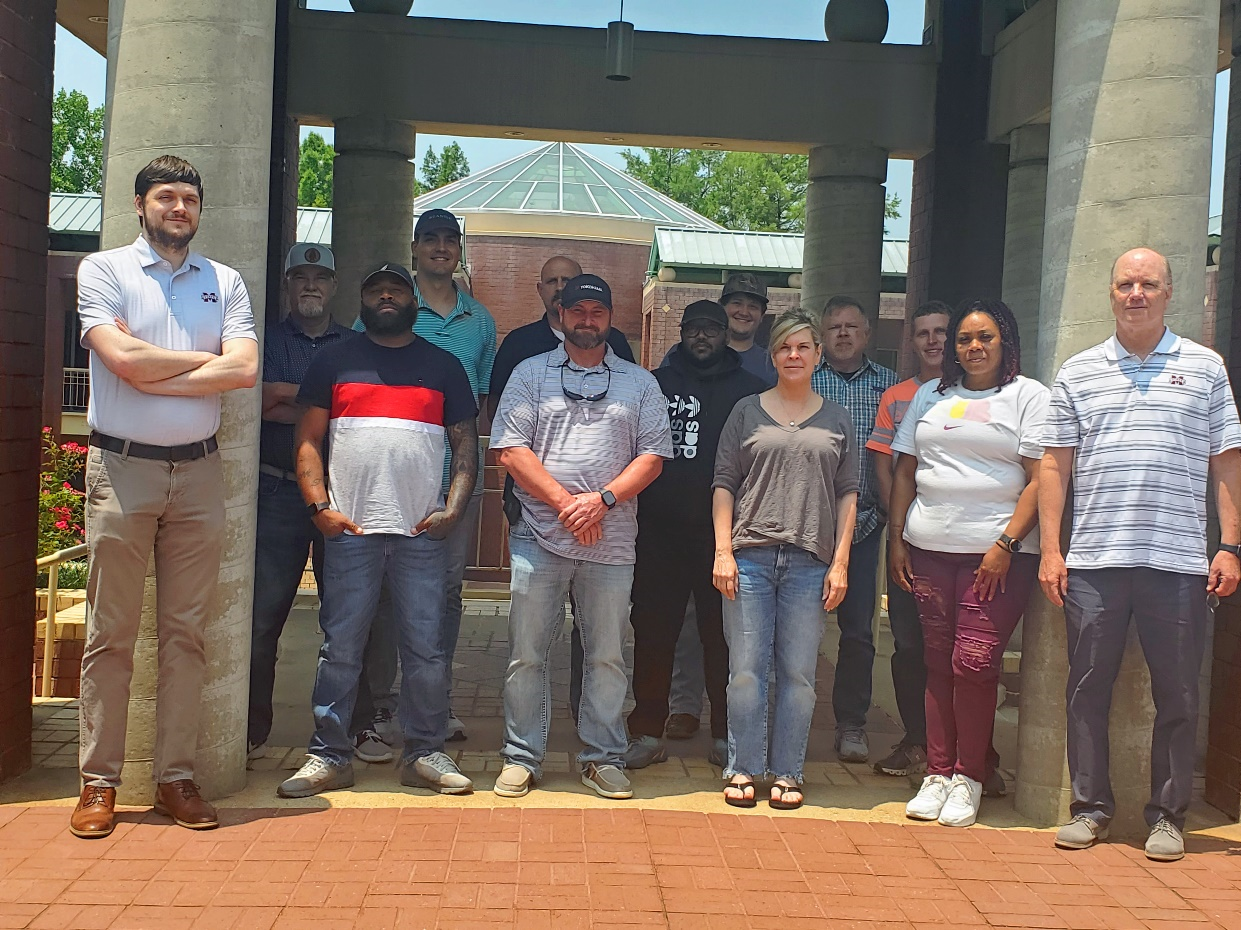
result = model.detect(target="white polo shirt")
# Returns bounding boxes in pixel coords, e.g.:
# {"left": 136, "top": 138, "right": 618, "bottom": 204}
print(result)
{"left": 1043, "top": 328, "right": 1241, "bottom": 574}
{"left": 78, "top": 236, "right": 256, "bottom": 445}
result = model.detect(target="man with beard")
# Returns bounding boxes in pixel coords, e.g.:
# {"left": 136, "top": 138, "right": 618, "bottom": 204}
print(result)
{"left": 277, "top": 263, "right": 479, "bottom": 799}
{"left": 661, "top": 273, "right": 776, "bottom": 387}
{"left": 811, "top": 295, "right": 897, "bottom": 765}
{"left": 623, "top": 300, "right": 765, "bottom": 771}
{"left": 491, "top": 274, "right": 672, "bottom": 799}
{"left": 487, "top": 254, "right": 636, "bottom": 725}
{"left": 246, "top": 243, "right": 354, "bottom": 762}
{"left": 71, "top": 156, "right": 258, "bottom": 838}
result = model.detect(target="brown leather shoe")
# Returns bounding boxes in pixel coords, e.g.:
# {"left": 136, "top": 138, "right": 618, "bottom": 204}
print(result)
{"left": 153, "top": 780, "right": 219, "bottom": 830}
{"left": 69, "top": 785, "right": 116, "bottom": 839}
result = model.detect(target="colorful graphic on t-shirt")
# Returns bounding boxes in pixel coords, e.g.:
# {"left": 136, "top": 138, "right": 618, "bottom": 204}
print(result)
{"left": 948, "top": 398, "right": 992, "bottom": 423}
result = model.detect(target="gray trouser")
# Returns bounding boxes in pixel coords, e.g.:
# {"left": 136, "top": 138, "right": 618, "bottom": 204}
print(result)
{"left": 1065, "top": 567, "right": 1209, "bottom": 830}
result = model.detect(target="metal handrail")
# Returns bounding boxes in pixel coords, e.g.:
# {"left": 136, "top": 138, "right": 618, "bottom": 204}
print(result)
{"left": 37, "top": 543, "right": 88, "bottom": 698}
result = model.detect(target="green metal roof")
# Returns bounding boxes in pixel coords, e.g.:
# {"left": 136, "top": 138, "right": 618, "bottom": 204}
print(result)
{"left": 413, "top": 142, "right": 724, "bottom": 230}
{"left": 649, "top": 227, "right": 909, "bottom": 276}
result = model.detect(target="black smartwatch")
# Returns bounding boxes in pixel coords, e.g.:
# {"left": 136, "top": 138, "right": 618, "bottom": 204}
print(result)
{"left": 600, "top": 489, "right": 617, "bottom": 509}
{"left": 1220, "top": 543, "right": 1241, "bottom": 556}
{"left": 997, "top": 534, "right": 1021, "bottom": 553}
{"left": 307, "top": 500, "right": 331, "bottom": 516}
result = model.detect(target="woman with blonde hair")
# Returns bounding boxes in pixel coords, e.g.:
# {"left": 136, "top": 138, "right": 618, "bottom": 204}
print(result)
{"left": 712, "top": 309, "right": 858, "bottom": 810}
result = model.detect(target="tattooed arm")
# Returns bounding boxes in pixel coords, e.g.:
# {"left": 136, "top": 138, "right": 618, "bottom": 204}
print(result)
{"left": 415, "top": 417, "right": 479, "bottom": 539}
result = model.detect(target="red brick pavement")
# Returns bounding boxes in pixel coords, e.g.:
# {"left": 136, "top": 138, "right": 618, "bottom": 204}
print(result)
{"left": 3, "top": 805, "right": 1241, "bottom": 930}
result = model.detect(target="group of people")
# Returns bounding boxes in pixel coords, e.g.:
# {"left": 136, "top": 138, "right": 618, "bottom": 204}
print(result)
{"left": 68, "top": 156, "right": 1241, "bottom": 866}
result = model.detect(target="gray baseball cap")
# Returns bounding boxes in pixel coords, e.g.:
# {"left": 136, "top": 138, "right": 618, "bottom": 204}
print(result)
{"left": 721, "top": 272, "right": 768, "bottom": 305}
{"left": 285, "top": 242, "right": 335, "bottom": 274}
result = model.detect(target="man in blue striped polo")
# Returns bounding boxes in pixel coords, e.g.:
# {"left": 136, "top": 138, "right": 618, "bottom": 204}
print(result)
{"left": 1040, "top": 247, "right": 1241, "bottom": 861}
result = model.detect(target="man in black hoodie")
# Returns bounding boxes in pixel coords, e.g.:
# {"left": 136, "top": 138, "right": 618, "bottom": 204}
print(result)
{"left": 623, "top": 300, "right": 766, "bottom": 769}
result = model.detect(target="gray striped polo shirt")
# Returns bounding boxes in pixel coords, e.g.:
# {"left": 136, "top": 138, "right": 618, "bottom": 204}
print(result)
{"left": 490, "top": 344, "right": 673, "bottom": 564}
{"left": 1043, "top": 328, "right": 1241, "bottom": 574}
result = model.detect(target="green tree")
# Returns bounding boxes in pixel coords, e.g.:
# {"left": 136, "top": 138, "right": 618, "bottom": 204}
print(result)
{"left": 298, "top": 131, "right": 335, "bottom": 207}
{"left": 619, "top": 147, "right": 902, "bottom": 234}
{"left": 418, "top": 142, "right": 471, "bottom": 194}
{"left": 50, "top": 89, "right": 103, "bottom": 194}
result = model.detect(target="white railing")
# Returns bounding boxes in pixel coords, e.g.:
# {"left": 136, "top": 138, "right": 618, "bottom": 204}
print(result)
{"left": 63, "top": 368, "right": 90, "bottom": 412}
{"left": 36, "top": 543, "right": 88, "bottom": 698}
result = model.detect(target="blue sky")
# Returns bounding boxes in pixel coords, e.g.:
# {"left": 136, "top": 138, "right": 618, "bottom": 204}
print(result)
{"left": 52, "top": 1, "right": 1230, "bottom": 240}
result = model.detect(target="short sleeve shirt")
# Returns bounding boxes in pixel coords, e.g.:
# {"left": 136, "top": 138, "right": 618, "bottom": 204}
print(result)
{"left": 298, "top": 335, "right": 477, "bottom": 535}
{"left": 1042, "top": 329, "right": 1241, "bottom": 574}
{"left": 490, "top": 345, "right": 674, "bottom": 564}
{"left": 490, "top": 315, "right": 635, "bottom": 401}
{"left": 78, "top": 236, "right": 257, "bottom": 445}
{"left": 867, "top": 377, "right": 924, "bottom": 456}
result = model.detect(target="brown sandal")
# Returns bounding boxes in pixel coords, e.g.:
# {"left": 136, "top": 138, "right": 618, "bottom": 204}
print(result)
{"left": 724, "top": 777, "right": 757, "bottom": 808}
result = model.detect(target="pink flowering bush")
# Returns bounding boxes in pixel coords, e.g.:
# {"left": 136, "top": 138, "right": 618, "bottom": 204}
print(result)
{"left": 38, "top": 427, "right": 86, "bottom": 558}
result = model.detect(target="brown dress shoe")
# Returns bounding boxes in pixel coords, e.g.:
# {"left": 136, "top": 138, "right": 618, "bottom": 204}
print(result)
{"left": 70, "top": 785, "right": 116, "bottom": 839}
{"left": 154, "top": 780, "right": 219, "bottom": 830}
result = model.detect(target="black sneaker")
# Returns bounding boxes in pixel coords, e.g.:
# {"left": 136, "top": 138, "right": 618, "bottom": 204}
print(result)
{"left": 874, "top": 742, "right": 928, "bottom": 776}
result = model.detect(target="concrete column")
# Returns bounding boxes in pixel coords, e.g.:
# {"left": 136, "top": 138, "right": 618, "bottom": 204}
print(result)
{"left": 329, "top": 118, "right": 418, "bottom": 324}
{"left": 101, "top": 0, "right": 277, "bottom": 803}
{"left": 1016, "top": 0, "right": 1218, "bottom": 836}
{"left": 801, "top": 144, "right": 887, "bottom": 323}
{"left": 1001, "top": 124, "right": 1049, "bottom": 378}
{"left": 1222, "top": 1, "right": 1241, "bottom": 368}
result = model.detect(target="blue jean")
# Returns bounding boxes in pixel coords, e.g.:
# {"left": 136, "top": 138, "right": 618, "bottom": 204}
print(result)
{"left": 502, "top": 523, "right": 633, "bottom": 779}
{"left": 248, "top": 475, "right": 324, "bottom": 746}
{"left": 723, "top": 544, "right": 828, "bottom": 782}
{"left": 832, "top": 525, "right": 882, "bottom": 730}
{"left": 308, "top": 532, "right": 449, "bottom": 766}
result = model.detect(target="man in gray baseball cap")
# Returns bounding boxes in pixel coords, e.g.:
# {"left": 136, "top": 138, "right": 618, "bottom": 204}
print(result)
{"left": 248, "top": 243, "right": 355, "bottom": 759}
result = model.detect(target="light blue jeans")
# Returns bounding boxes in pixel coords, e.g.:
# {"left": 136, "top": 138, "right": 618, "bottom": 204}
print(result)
{"left": 723, "top": 544, "right": 828, "bottom": 783}
{"left": 502, "top": 522, "right": 633, "bottom": 779}
{"left": 308, "top": 532, "right": 448, "bottom": 767}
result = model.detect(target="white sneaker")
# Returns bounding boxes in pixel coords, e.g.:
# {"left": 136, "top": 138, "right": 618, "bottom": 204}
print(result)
{"left": 403, "top": 751, "right": 473, "bottom": 794}
{"left": 938, "top": 773, "right": 982, "bottom": 827}
{"left": 906, "top": 774, "right": 952, "bottom": 821}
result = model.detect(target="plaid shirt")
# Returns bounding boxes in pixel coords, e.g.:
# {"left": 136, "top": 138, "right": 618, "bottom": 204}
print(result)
{"left": 811, "top": 356, "right": 898, "bottom": 542}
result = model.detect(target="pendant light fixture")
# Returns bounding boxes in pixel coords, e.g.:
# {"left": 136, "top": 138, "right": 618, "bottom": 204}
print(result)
{"left": 606, "top": 0, "right": 634, "bottom": 81}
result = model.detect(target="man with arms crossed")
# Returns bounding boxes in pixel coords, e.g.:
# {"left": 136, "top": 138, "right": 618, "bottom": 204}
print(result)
{"left": 1040, "top": 247, "right": 1241, "bottom": 861}
{"left": 491, "top": 274, "right": 672, "bottom": 800}
{"left": 278, "top": 263, "right": 479, "bottom": 798}
{"left": 72, "top": 156, "right": 258, "bottom": 838}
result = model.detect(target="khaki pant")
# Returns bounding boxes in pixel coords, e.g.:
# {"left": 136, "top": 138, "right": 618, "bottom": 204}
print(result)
{"left": 80, "top": 445, "right": 224, "bottom": 788}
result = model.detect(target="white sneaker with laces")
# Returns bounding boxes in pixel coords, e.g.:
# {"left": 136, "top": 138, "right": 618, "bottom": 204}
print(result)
{"left": 938, "top": 773, "right": 982, "bottom": 827}
{"left": 906, "top": 774, "right": 952, "bottom": 821}
{"left": 404, "top": 751, "right": 473, "bottom": 794}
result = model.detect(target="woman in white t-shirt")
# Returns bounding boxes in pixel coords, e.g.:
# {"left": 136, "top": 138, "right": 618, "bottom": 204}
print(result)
{"left": 888, "top": 298, "right": 1047, "bottom": 828}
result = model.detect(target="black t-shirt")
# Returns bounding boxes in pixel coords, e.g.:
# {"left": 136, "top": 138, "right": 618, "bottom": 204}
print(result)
{"left": 489, "top": 315, "right": 635, "bottom": 400}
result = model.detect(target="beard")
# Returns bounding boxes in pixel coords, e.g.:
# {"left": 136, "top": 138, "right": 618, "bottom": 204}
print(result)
{"left": 142, "top": 216, "right": 196, "bottom": 252}
{"left": 684, "top": 341, "right": 726, "bottom": 368}
{"left": 360, "top": 301, "right": 417, "bottom": 336}
{"left": 565, "top": 325, "right": 608, "bottom": 350}
{"left": 296, "top": 296, "right": 327, "bottom": 318}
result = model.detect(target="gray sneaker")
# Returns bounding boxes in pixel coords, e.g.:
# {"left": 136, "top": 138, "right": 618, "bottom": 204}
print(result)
{"left": 1145, "top": 817, "right": 1185, "bottom": 862}
{"left": 402, "top": 751, "right": 473, "bottom": 794}
{"left": 835, "top": 727, "right": 869, "bottom": 763}
{"left": 494, "top": 763, "right": 534, "bottom": 798}
{"left": 447, "top": 714, "right": 467, "bottom": 742}
{"left": 1054, "top": 814, "right": 1110, "bottom": 850}
{"left": 581, "top": 763, "right": 633, "bottom": 799}
{"left": 708, "top": 738, "right": 727, "bottom": 768}
{"left": 353, "top": 729, "right": 394, "bottom": 764}
{"left": 622, "top": 736, "right": 667, "bottom": 769}
{"left": 277, "top": 755, "right": 354, "bottom": 798}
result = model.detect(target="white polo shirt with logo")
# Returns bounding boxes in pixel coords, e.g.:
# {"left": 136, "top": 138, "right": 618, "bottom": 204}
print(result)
{"left": 77, "top": 236, "right": 256, "bottom": 445}
{"left": 1043, "top": 328, "right": 1241, "bottom": 575}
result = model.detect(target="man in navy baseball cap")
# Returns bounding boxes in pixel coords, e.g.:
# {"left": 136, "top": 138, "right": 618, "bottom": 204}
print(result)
{"left": 559, "top": 274, "right": 613, "bottom": 313}
{"left": 414, "top": 209, "right": 462, "bottom": 239}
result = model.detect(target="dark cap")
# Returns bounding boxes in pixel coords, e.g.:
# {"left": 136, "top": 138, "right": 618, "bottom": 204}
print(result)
{"left": 680, "top": 299, "right": 728, "bottom": 328}
{"left": 414, "top": 209, "right": 462, "bottom": 238}
{"left": 361, "top": 262, "right": 415, "bottom": 291}
{"left": 721, "top": 272, "right": 768, "bottom": 305}
{"left": 560, "top": 274, "right": 612, "bottom": 311}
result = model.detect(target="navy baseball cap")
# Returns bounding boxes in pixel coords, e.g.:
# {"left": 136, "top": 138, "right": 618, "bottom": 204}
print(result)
{"left": 361, "top": 262, "right": 414, "bottom": 290}
{"left": 414, "top": 209, "right": 462, "bottom": 238}
{"left": 560, "top": 274, "right": 612, "bottom": 311}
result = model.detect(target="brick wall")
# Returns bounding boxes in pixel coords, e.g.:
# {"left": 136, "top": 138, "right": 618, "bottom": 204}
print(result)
{"left": 0, "top": 0, "right": 53, "bottom": 783}
{"left": 466, "top": 235, "right": 650, "bottom": 353}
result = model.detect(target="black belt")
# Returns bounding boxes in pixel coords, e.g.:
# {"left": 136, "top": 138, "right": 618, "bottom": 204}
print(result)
{"left": 90, "top": 431, "right": 218, "bottom": 462}
{"left": 258, "top": 463, "right": 299, "bottom": 482}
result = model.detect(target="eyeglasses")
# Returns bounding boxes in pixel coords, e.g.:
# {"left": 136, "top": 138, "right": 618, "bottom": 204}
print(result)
{"left": 561, "top": 360, "right": 611, "bottom": 403}
{"left": 681, "top": 323, "right": 726, "bottom": 339}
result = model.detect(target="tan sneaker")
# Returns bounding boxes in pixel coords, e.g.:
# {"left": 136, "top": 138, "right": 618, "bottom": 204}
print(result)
{"left": 494, "top": 763, "right": 533, "bottom": 798}
{"left": 581, "top": 763, "right": 632, "bottom": 799}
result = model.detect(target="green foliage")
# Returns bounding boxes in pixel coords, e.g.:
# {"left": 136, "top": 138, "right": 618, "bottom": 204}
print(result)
{"left": 620, "top": 147, "right": 902, "bottom": 233}
{"left": 418, "top": 142, "right": 471, "bottom": 195}
{"left": 38, "top": 428, "right": 86, "bottom": 559}
{"left": 298, "top": 132, "right": 335, "bottom": 207}
{"left": 50, "top": 89, "right": 103, "bottom": 194}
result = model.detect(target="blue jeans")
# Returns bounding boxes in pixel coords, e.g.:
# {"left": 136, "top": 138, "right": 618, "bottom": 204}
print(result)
{"left": 723, "top": 544, "right": 828, "bottom": 782}
{"left": 502, "top": 523, "right": 633, "bottom": 779}
{"left": 832, "top": 525, "right": 882, "bottom": 730}
{"left": 308, "top": 532, "right": 448, "bottom": 766}
{"left": 248, "top": 475, "right": 324, "bottom": 746}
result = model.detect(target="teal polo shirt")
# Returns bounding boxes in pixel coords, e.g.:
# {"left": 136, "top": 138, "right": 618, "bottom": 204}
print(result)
{"left": 354, "top": 279, "right": 496, "bottom": 493}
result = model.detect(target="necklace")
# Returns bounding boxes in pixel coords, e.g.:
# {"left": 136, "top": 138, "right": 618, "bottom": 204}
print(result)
{"left": 772, "top": 393, "right": 812, "bottom": 428}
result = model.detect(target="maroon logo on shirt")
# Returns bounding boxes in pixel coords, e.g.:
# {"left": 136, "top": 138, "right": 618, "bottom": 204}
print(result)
{"left": 1171, "top": 374, "right": 1185, "bottom": 386}
{"left": 201, "top": 292, "right": 219, "bottom": 303}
